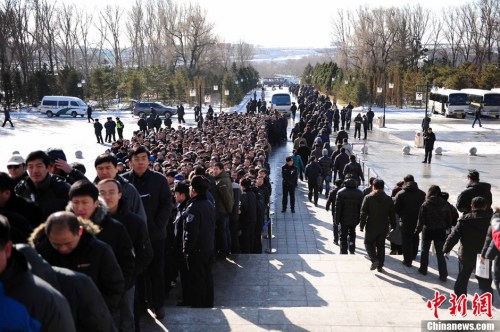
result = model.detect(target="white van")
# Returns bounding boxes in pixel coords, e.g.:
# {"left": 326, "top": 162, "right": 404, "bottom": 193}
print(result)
{"left": 38, "top": 96, "right": 87, "bottom": 117}
{"left": 270, "top": 93, "right": 292, "bottom": 116}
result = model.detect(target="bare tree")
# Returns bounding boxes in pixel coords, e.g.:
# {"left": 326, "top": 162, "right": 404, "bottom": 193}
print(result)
{"left": 235, "top": 40, "right": 254, "bottom": 65}
{"left": 162, "top": 2, "right": 217, "bottom": 76}
{"left": 56, "top": 3, "right": 78, "bottom": 68}
{"left": 98, "top": 5, "right": 124, "bottom": 67}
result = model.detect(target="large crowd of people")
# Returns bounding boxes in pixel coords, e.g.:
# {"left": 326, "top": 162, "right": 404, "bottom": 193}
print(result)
{"left": 1, "top": 84, "right": 499, "bottom": 331}
{"left": 0, "top": 109, "right": 285, "bottom": 331}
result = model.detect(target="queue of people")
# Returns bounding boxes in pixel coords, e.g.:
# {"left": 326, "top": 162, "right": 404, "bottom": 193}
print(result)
{"left": 1, "top": 110, "right": 283, "bottom": 331}
{"left": 288, "top": 85, "right": 499, "bottom": 300}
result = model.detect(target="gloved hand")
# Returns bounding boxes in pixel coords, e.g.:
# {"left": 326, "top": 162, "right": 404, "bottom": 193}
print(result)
{"left": 360, "top": 227, "right": 364, "bottom": 232}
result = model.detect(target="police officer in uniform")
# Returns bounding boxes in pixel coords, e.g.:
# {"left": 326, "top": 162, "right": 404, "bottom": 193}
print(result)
{"left": 181, "top": 175, "right": 215, "bottom": 307}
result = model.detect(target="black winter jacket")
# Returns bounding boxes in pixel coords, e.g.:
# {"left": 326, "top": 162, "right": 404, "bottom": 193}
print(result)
{"left": 3, "top": 194, "right": 44, "bottom": 229}
{"left": 416, "top": 196, "right": 452, "bottom": 241}
{"left": 82, "top": 201, "right": 135, "bottom": 290}
{"left": 304, "top": 161, "right": 322, "bottom": 186}
{"left": 335, "top": 178, "right": 363, "bottom": 226}
{"left": 33, "top": 228, "right": 125, "bottom": 313}
{"left": 123, "top": 169, "right": 173, "bottom": 241}
{"left": 16, "top": 244, "right": 115, "bottom": 332}
{"left": 333, "top": 153, "right": 349, "bottom": 175}
{"left": 182, "top": 194, "right": 216, "bottom": 263}
{"left": 456, "top": 182, "right": 492, "bottom": 214}
{"left": 0, "top": 248, "right": 76, "bottom": 332}
{"left": 15, "top": 174, "right": 70, "bottom": 221}
{"left": 282, "top": 164, "right": 298, "bottom": 188}
{"left": 111, "top": 199, "right": 153, "bottom": 282}
{"left": 443, "top": 209, "right": 492, "bottom": 267}
{"left": 360, "top": 191, "right": 396, "bottom": 233}
{"left": 394, "top": 182, "right": 426, "bottom": 233}
{"left": 318, "top": 156, "right": 333, "bottom": 176}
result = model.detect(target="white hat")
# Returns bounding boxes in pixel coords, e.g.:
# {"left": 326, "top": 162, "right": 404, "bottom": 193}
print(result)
{"left": 7, "top": 154, "right": 25, "bottom": 166}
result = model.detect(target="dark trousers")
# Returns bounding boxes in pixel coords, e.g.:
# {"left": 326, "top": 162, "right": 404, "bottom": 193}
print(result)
{"left": 215, "top": 215, "right": 231, "bottom": 256}
{"left": 472, "top": 117, "right": 482, "bottom": 127}
{"left": 95, "top": 132, "right": 104, "bottom": 143}
{"left": 354, "top": 126, "right": 361, "bottom": 138}
{"left": 363, "top": 127, "right": 368, "bottom": 139}
{"left": 368, "top": 120, "right": 373, "bottom": 130}
{"left": 2, "top": 118, "right": 13, "bottom": 127}
{"left": 402, "top": 231, "right": 419, "bottom": 265}
{"left": 333, "top": 221, "right": 339, "bottom": 242}
{"left": 307, "top": 182, "right": 319, "bottom": 204}
{"left": 333, "top": 121, "right": 339, "bottom": 132}
{"left": 282, "top": 185, "right": 296, "bottom": 210}
{"left": 364, "top": 231, "right": 387, "bottom": 267}
{"left": 454, "top": 259, "right": 493, "bottom": 298}
{"left": 339, "top": 224, "right": 356, "bottom": 254}
{"left": 424, "top": 149, "right": 433, "bottom": 162}
{"left": 229, "top": 218, "right": 241, "bottom": 254}
{"left": 185, "top": 254, "right": 214, "bottom": 308}
{"left": 178, "top": 115, "right": 186, "bottom": 124}
{"left": 87, "top": 114, "right": 93, "bottom": 122}
{"left": 420, "top": 239, "right": 448, "bottom": 279}
{"left": 117, "top": 128, "right": 123, "bottom": 140}
{"left": 106, "top": 131, "right": 116, "bottom": 142}
{"left": 148, "top": 239, "right": 166, "bottom": 309}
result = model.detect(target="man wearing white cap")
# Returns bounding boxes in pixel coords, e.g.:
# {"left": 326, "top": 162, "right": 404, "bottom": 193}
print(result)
{"left": 6, "top": 153, "right": 27, "bottom": 186}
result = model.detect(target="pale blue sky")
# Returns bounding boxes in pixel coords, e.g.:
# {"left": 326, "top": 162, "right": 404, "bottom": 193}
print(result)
{"left": 62, "top": 0, "right": 474, "bottom": 48}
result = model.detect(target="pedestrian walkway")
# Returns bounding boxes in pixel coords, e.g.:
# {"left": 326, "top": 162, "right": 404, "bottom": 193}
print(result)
{"left": 142, "top": 115, "right": 499, "bottom": 331}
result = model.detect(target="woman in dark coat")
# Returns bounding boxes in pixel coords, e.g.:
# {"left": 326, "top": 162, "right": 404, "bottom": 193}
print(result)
{"left": 415, "top": 185, "right": 452, "bottom": 281}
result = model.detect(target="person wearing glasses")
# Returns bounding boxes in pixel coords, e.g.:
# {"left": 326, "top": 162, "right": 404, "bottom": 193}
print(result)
{"left": 6, "top": 153, "right": 27, "bottom": 186}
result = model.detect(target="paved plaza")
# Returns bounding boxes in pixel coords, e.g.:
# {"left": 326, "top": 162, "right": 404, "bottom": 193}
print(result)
{"left": 144, "top": 111, "right": 500, "bottom": 331}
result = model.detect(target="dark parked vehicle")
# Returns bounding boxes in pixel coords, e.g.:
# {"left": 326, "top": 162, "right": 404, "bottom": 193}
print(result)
{"left": 132, "top": 102, "right": 177, "bottom": 118}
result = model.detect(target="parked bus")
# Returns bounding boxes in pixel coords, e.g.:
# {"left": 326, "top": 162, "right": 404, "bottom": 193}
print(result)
{"left": 428, "top": 88, "right": 468, "bottom": 118}
{"left": 461, "top": 89, "right": 500, "bottom": 118}
{"left": 270, "top": 92, "right": 292, "bottom": 116}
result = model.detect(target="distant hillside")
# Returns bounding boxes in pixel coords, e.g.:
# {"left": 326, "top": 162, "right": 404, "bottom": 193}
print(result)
{"left": 251, "top": 47, "right": 335, "bottom": 77}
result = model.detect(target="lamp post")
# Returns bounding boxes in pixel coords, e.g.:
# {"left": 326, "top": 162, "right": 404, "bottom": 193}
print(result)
{"left": 77, "top": 79, "right": 86, "bottom": 99}
{"left": 388, "top": 82, "right": 394, "bottom": 106}
{"left": 214, "top": 84, "right": 222, "bottom": 113}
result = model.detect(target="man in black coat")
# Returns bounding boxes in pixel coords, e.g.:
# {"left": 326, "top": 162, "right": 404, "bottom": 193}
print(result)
{"left": 422, "top": 127, "right": 436, "bottom": 164}
{"left": 333, "top": 148, "right": 350, "bottom": 181}
{"left": 304, "top": 156, "right": 322, "bottom": 206}
{"left": 94, "top": 119, "right": 104, "bottom": 143}
{"left": 281, "top": 156, "right": 298, "bottom": 213}
{"left": 335, "top": 127, "right": 348, "bottom": 145}
{"left": 0, "top": 172, "right": 43, "bottom": 229}
{"left": 394, "top": 175, "right": 426, "bottom": 267}
{"left": 326, "top": 179, "right": 343, "bottom": 245}
{"left": 32, "top": 211, "right": 125, "bottom": 315}
{"left": 443, "top": 197, "right": 493, "bottom": 297}
{"left": 335, "top": 177, "right": 364, "bottom": 254}
{"left": 0, "top": 216, "right": 76, "bottom": 331}
{"left": 360, "top": 179, "right": 396, "bottom": 272}
{"left": 182, "top": 175, "right": 215, "bottom": 307}
{"left": 105, "top": 117, "right": 117, "bottom": 143}
{"left": 343, "top": 155, "right": 365, "bottom": 187}
{"left": 122, "top": 146, "right": 172, "bottom": 318}
{"left": 98, "top": 178, "right": 153, "bottom": 332}
{"left": 15, "top": 150, "right": 71, "bottom": 221}
{"left": 456, "top": 170, "right": 492, "bottom": 215}
{"left": 16, "top": 243, "right": 116, "bottom": 332}
{"left": 366, "top": 107, "right": 375, "bottom": 131}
